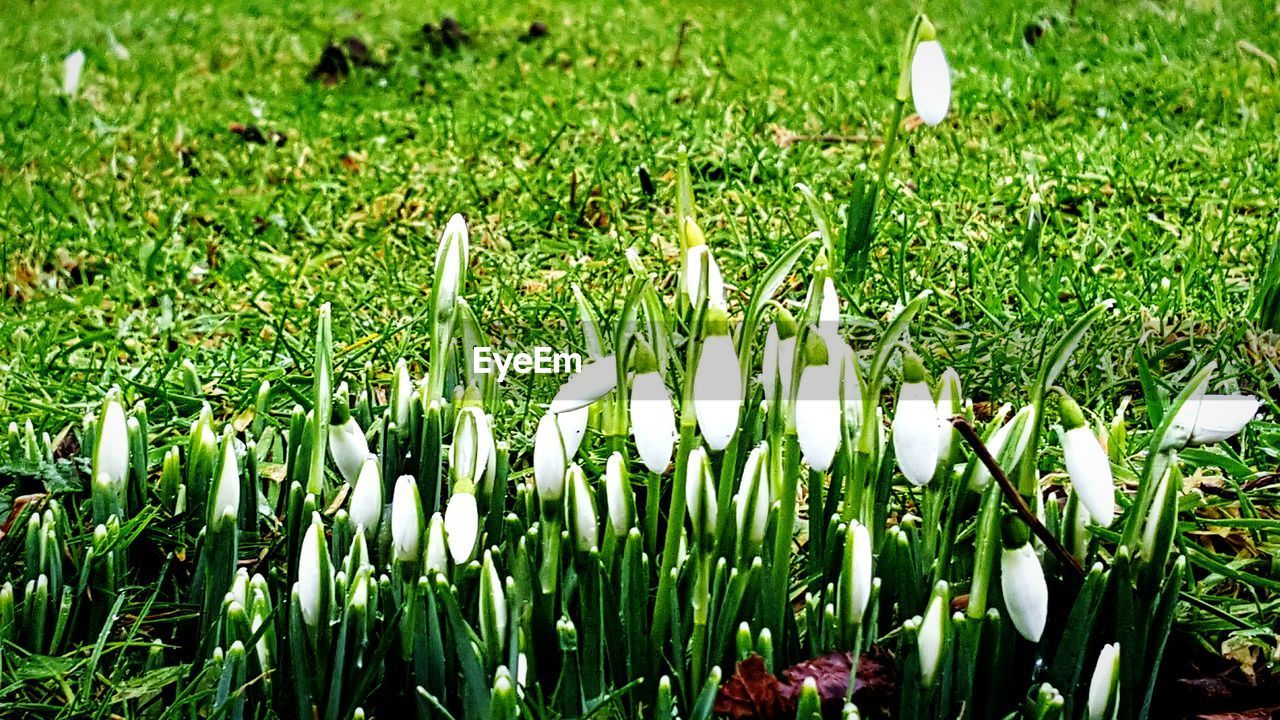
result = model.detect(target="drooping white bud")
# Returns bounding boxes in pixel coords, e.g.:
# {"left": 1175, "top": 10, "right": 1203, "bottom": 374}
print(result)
{"left": 391, "top": 475, "right": 423, "bottom": 563}
{"left": 910, "top": 40, "right": 951, "bottom": 127}
{"left": 893, "top": 354, "right": 940, "bottom": 487}
{"left": 693, "top": 321, "right": 743, "bottom": 452}
{"left": 567, "top": 464, "right": 598, "bottom": 553}
{"left": 444, "top": 491, "right": 480, "bottom": 565}
{"left": 533, "top": 413, "right": 567, "bottom": 503}
{"left": 630, "top": 369, "right": 676, "bottom": 474}
{"left": 1001, "top": 540, "right": 1048, "bottom": 642}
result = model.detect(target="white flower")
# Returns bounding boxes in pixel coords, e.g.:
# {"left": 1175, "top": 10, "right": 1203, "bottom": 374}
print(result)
{"left": 444, "top": 491, "right": 480, "bottom": 565}
{"left": 1001, "top": 541, "right": 1048, "bottom": 642}
{"left": 425, "top": 513, "right": 449, "bottom": 574}
{"left": 841, "top": 347, "right": 863, "bottom": 424}
{"left": 1062, "top": 426, "right": 1115, "bottom": 526}
{"left": 604, "top": 453, "right": 633, "bottom": 537}
{"left": 934, "top": 368, "right": 961, "bottom": 475}
{"left": 568, "top": 464, "right": 598, "bottom": 552}
{"left": 549, "top": 355, "right": 618, "bottom": 414}
{"left": 480, "top": 550, "right": 508, "bottom": 654}
{"left": 557, "top": 406, "right": 589, "bottom": 460}
{"left": 734, "top": 442, "right": 770, "bottom": 553}
{"left": 298, "top": 514, "right": 329, "bottom": 627}
{"left": 328, "top": 414, "right": 369, "bottom": 486}
{"left": 433, "top": 213, "right": 468, "bottom": 316}
{"left": 391, "top": 475, "right": 423, "bottom": 562}
{"left": 63, "top": 50, "right": 85, "bottom": 98}
{"left": 840, "top": 521, "right": 873, "bottom": 626}
{"left": 917, "top": 583, "right": 948, "bottom": 687}
{"left": 451, "top": 406, "right": 495, "bottom": 492}
{"left": 892, "top": 355, "right": 941, "bottom": 487}
{"left": 684, "top": 244, "right": 726, "bottom": 309}
{"left": 685, "top": 448, "right": 718, "bottom": 544}
{"left": 392, "top": 359, "right": 413, "bottom": 429}
{"left": 693, "top": 332, "right": 743, "bottom": 451}
{"left": 533, "top": 413, "right": 567, "bottom": 503}
{"left": 348, "top": 455, "right": 383, "bottom": 535}
{"left": 210, "top": 435, "right": 240, "bottom": 529}
{"left": 819, "top": 277, "right": 840, "bottom": 330}
{"left": 1172, "top": 395, "right": 1259, "bottom": 446}
{"left": 910, "top": 40, "right": 950, "bottom": 127}
{"left": 765, "top": 324, "right": 798, "bottom": 408}
{"left": 795, "top": 344, "right": 842, "bottom": 473}
{"left": 630, "top": 370, "right": 676, "bottom": 474}
{"left": 94, "top": 393, "right": 130, "bottom": 491}
{"left": 1086, "top": 643, "right": 1121, "bottom": 720}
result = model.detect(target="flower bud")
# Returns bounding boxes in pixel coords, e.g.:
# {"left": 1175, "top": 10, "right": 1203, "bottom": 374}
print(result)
{"left": 934, "top": 368, "right": 961, "bottom": 473}
{"left": 604, "top": 453, "right": 634, "bottom": 537}
{"left": 761, "top": 310, "right": 797, "bottom": 407}
{"left": 433, "top": 214, "right": 469, "bottom": 318}
{"left": 92, "top": 390, "right": 130, "bottom": 501}
{"left": 1172, "top": 394, "right": 1259, "bottom": 446}
{"left": 479, "top": 550, "right": 508, "bottom": 656}
{"left": 425, "top": 512, "right": 449, "bottom": 574}
{"left": 444, "top": 490, "right": 480, "bottom": 565}
{"left": 63, "top": 50, "right": 85, "bottom": 98}
{"left": 1059, "top": 395, "right": 1115, "bottom": 525}
{"left": 917, "top": 581, "right": 950, "bottom": 687}
{"left": 549, "top": 355, "right": 618, "bottom": 415}
{"left": 685, "top": 447, "right": 718, "bottom": 546}
{"left": 734, "top": 442, "right": 770, "bottom": 555}
{"left": 910, "top": 39, "right": 950, "bottom": 127}
{"left": 391, "top": 359, "right": 414, "bottom": 430}
{"left": 452, "top": 403, "right": 496, "bottom": 495}
{"left": 298, "top": 513, "right": 331, "bottom": 627}
{"left": 208, "top": 433, "right": 241, "bottom": 531}
{"left": 328, "top": 393, "right": 369, "bottom": 486}
{"left": 1000, "top": 520, "right": 1048, "bottom": 642}
{"left": 684, "top": 242, "right": 726, "bottom": 309}
{"left": 391, "top": 475, "right": 424, "bottom": 563}
{"left": 839, "top": 521, "right": 873, "bottom": 626}
{"left": 795, "top": 332, "right": 842, "bottom": 473}
{"left": 567, "top": 464, "right": 598, "bottom": 552}
{"left": 630, "top": 344, "right": 676, "bottom": 474}
{"left": 971, "top": 406, "right": 1034, "bottom": 490}
{"left": 533, "top": 413, "right": 567, "bottom": 504}
{"left": 693, "top": 310, "right": 743, "bottom": 451}
{"left": 1086, "top": 643, "right": 1121, "bottom": 720}
{"left": 892, "top": 352, "right": 941, "bottom": 487}
{"left": 348, "top": 455, "right": 383, "bottom": 536}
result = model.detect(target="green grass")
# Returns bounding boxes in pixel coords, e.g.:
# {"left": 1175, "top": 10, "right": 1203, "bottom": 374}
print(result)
{"left": 1, "top": 0, "right": 1279, "bottom": 715}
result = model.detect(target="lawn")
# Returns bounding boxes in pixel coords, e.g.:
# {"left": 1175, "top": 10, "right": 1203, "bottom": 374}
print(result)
{"left": 1, "top": 0, "right": 1278, "bottom": 717}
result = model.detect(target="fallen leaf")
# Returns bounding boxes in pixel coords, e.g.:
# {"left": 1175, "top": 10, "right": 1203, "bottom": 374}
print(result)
{"left": 310, "top": 43, "right": 350, "bottom": 85}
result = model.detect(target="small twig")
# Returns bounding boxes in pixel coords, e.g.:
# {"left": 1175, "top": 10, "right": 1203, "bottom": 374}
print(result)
{"left": 950, "top": 415, "right": 1086, "bottom": 580}
{"left": 671, "top": 19, "right": 691, "bottom": 70}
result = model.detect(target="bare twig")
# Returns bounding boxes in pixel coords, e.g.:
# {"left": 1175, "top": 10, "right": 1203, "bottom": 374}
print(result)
{"left": 950, "top": 415, "right": 1086, "bottom": 580}
{"left": 671, "top": 19, "right": 691, "bottom": 70}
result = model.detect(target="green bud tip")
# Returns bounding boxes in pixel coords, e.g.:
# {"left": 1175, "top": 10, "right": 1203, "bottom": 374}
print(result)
{"left": 804, "top": 331, "right": 830, "bottom": 366}
{"left": 775, "top": 307, "right": 798, "bottom": 339}
{"left": 1000, "top": 515, "right": 1031, "bottom": 548}
{"left": 681, "top": 217, "right": 706, "bottom": 249}
{"left": 902, "top": 350, "right": 929, "bottom": 384}
{"left": 704, "top": 306, "right": 731, "bottom": 337}
{"left": 1058, "top": 393, "right": 1086, "bottom": 430}
{"left": 632, "top": 340, "right": 658, "bottom": 374}
{"left": 461, "top": 383, "right": 484, "bottom": 408}
{"left": 917, "top": 14, "right": 937, "bottom": 42}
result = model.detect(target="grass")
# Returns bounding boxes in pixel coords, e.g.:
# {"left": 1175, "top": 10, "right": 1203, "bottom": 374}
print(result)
{"left": 1, "top": 0, "right": 1279, "bottom": 716}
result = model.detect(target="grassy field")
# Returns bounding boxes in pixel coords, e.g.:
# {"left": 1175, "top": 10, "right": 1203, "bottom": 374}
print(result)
{"left": 2, "top": 0, "right": 1279, "bottom": 717}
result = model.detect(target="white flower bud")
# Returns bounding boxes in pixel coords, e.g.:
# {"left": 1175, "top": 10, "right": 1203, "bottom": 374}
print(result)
{"left": 533, "top": 413, "right": 567, "bottom": 503}
{"left": 734, "top": 442, "right": 770, "bottom": 554}
{"left": 1062, "top": 425, "right": 1115, "bottom": 526}
{"left": 839, "top": 521, "right": 873, "bottom": 626}
{"left": 63, "top": 50, "right": 85, "bottom": 98}
{"left": 1001, "top": 541, "right": 1048, "bottom": 642}
{"left": 1172, "top": 394, "right": 1259, "bottom": 446}
{"left": 298, "top": 514, "right": 330, "bottom": 627}
{"left": 684, "top": 244, "right": 726, "bottom": 309}
{"left": 93, "top": 392, "right": 130, "bottom": 493}
{"left": 630, "top": 370, "right": 676, "bottom": 474}
{"left": 209, "top": 434, "right": 240, "bottom": 530}
{"left": 795, "top": 341, "right": 842, "bottom": 473}
{"left": 893, "top": 355, "right": 940, "bottom": 487}
{"left": 348, "top": 455, "right": 383, "bottom": 536}
{"left": 1086, "top": 643, "right": 1121, "bottom": 720}
{"left": 444, "top": 491, "right": 480, "bottom": 565}
{"left": 391, "top": 475, "right": 423, "bottom": 563}
{"left": 480, "top": 550, "right": 508, "bottom": 655}
{"left": 567, "top": 464, "right": 598, "bottom": 553}
{"left": 917, "top": 582, "right": 949, "bottom": 687}
{"left": 604, "top": 453, "right": 634, "bottom": 537}
{"left": 910, "top": 40, "right": 950, "bottom": 127}
{"left": 425, "top": 513, "right": 449, "bottom": 574}
{"left": 693, "top": 332, "right": 743, "bottom": 451}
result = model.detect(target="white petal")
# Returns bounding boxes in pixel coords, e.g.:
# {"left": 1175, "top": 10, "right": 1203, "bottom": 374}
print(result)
{"left": 604, "top": 453, "right": 631, "bottom": 536}
{"left": 918, "top": 591, "right": 946, "bottom": 685}
{"left": 95, "top": 396, "right": 130, "bottom": 489}
{"left": 934, "top": 368, "right": 960, "bottom": 472}
{"left": 533, "top": 413, "right": 567, "bottom": 502}
{"left": 444, "top": 492, "right": 479, "bottom": 564}
{"left": 1062, "top": 426, "right": 1115, "bottom": 525}
{"left": 557, "top": 406, "right": 589, "bottom": 460}
{"left": 795, "top": 364, "right": 842, "bottom": 472}
{"left": 391, "top": 475, "right": 422, "bottom": 561}
{"left": 893, "top": 381, "right": 941, "bottom": 487}
{"left": 328, "top": 417, "right": 369, "bottom": 486}
{"left": 971, "top": 407, "right": 1034, "bottom": 489}
{"left": 1001, "top": 543, "right": 1048, "bottom": 642}
{"left": 630, "top": 372, "right": 676, "bottom": 474}
{"left": 1176, "top": 395, "right": 1260, "bottom": 446}
{"left": 348, "top": 455, "right": 383, "bottom": 534}
{"left": 425, "top": 513, "right": 449, "bottom": 574}
{"left": 63, "top": 50, "right": 85, "bottom": 97}
{"left": 550, "top": 355, "right": 618, "bottom": 414}
{"left": 1086, "top": 643, "right": 1121, "bottom": 720}
{"left": 911, "top": 40, "right": 951, "bottom": 127}
{"left": 212, "top": 437, "right": 240, "bottom": 525}
{"left": 693, "top": 335, "right": 743, "bottom": 451}
{"left": 298, "top": 518, "right": 325, "bottom": 627}
{"left": 847, "top": 521, "right": 872, "bottom": 622}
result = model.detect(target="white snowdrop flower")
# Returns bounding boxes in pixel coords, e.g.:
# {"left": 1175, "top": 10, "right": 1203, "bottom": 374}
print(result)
{"left": 840, "top": 521, "right": 873, "bottom": 625}
{"left": 630, "top": 343, "right": 676, "bottom": 474}
{"left": 451, "top": 404, "right": 495, "bottom": 494}
{"left": 298, "top": 514, "right": 330, "bottom": 627}
{"left": 1172, "top": 394, "right": 1259, "bottom": 446}
{"left": 533, "top": 413, "right": 568, "bottom": 503}
{"left": 693, "top": 311, "right": 743, "bottom": 452}
{"left": 328, "top": 408, "right": 369, "bottom": 486}
{"left": 391, "top": 475, "right": 423, "bottom": 563}
{"left": 63, "top": 50, "right": 85, "bottom": 98}
{"left": 567, "top": 464, "right": 598, "bottom": 552}
{"left": 604, "top": 453, "right": 634, "bottom": 537}
{"left": 444, "top": 491, "right": 480, "bottom": 565}
{"left": 425, "top": 513, "right": 449, "bottom": 574}
{"left": 917, "top": 582, "right": 949, "bottom": 687}
{"left": 761, "top": 316, "right": 798, "bottom": 407}
{"left": 1086, "top": 643, "right": 1121, "bottom": 720}
{"left": 480, "top": 550, "right": 508, "bottom": 655}
{"left": 1059, "top": 395, "right": 1115, "bottom": 526}
{"left": 795, "top": 333, "right": 842, "bottom": 473}
{"left": 557, "top": 406, "right": 589, "bottom": 460}
{"left": 910, "top": 39, "right": 951, "bottom": 127}
{"left": 971, "top": 406, "right": 1034, "bottom": 490}
{"left": 433, "top": 214, "right": 469, "bottom": 316}
{"left": 892, "top": 353, "right": 941, "bottom": 487}
{"left": 685, "top": 447, "right": 718, "bottom": 545}
{"left": 549, "top": 355, "right": 618, "bottom": 414}
{"left": 209, "top": 435, "right": 240, "bottom": 530}
{"left": 684, "top": 243, "right": 726, "bottom": 309}
{"left": 94, "top": 391, "right": 130, "bottom": 492}
{"left": 348, "top": 455, "right": 383, "bottom": 536}
{"left": 733, "top": 442, "right": 770, "bottom": 554}
{"left": 1001, "top": 536, "right": 1048, "bottom": 642}
{"left": 934, "top": 368, "right": 961, "bottom": 475}
{"left": 391, "top": 359, "right": 414, "bottom": 429}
